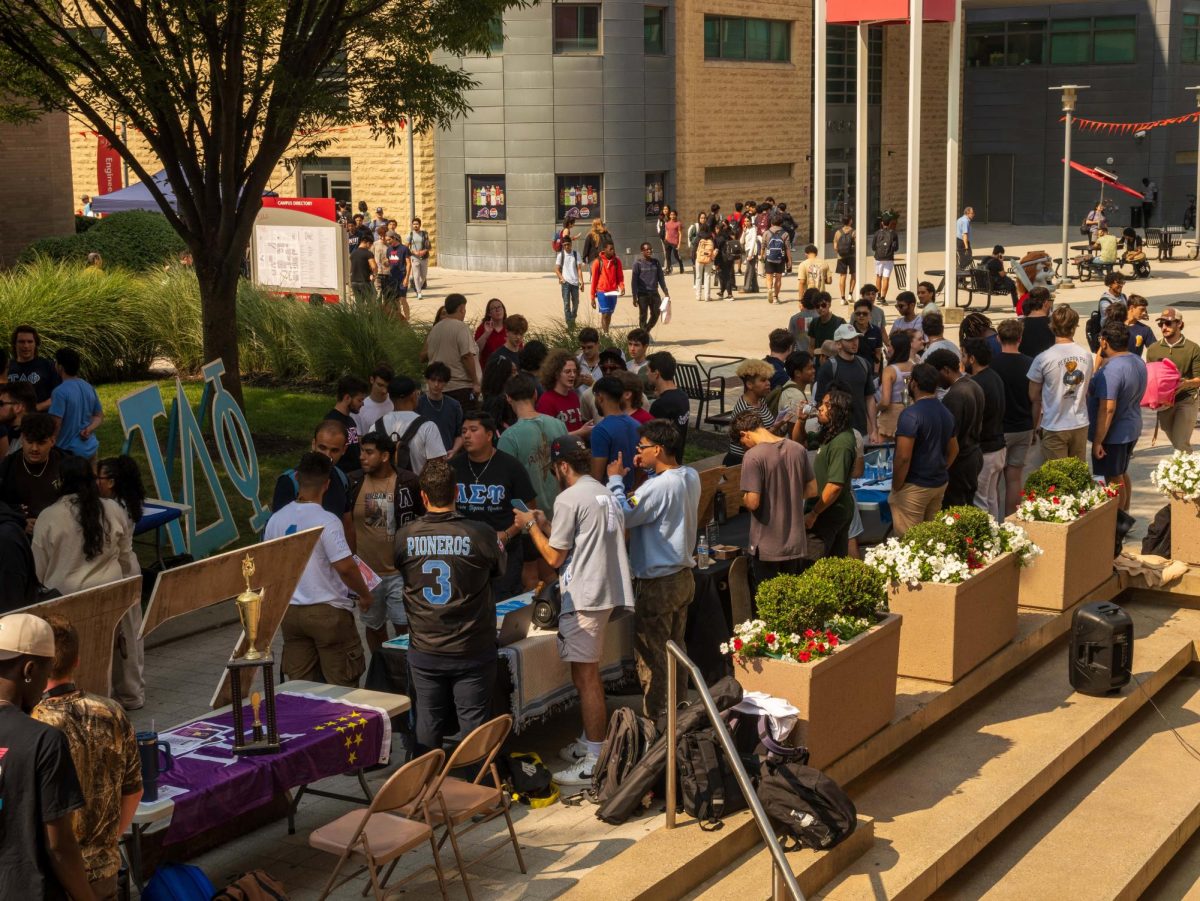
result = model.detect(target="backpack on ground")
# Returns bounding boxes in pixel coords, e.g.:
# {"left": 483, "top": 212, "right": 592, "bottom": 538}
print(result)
{"left": 213, "top": 870, "right": 289, "bottom": 901}
{"left": 592, "top": 706, "right": 658, "bottom": 805}
{"left": 835, "top": 227, "right": 855, "bottom": 258}
{"left": 764, "top": 232, "right": 787, "bottom": 264}
{"left": 1142, "top": 358, "right": 1180, "bottom": 409}
{"left": 677, "top": 715, "right": 748, "bottom": 829}
{"left": 141, "top": 864, "right": 216, "bottom": 901}
{"left": 1143, "top": 504, "right": 1171, "bottom": 557}
{"left": 757, "top": 759, "right": 857, "bottom": 850}
{"left": 373, "top": 415, "right": 427, "bottom": 473}
{"left": 696, "top": 238, "right": 715, "bottom": 266}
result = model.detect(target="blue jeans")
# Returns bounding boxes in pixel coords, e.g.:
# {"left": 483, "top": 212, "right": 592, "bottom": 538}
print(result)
{"left": 561, "top": 282, "right": 580, "bottom": 323}
{"left": 362, "top": 572, "right": 406, "bottom": 629}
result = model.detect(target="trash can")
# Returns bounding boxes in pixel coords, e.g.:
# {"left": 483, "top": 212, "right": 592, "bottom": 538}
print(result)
{"left": 1130, "top": 205, "right": 1143, "bottom": 230}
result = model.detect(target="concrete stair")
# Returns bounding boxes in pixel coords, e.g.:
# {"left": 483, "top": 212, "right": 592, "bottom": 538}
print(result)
{"left": 815, "top": 605, "right": 1200, "bottom": 900}
{"left": 931, "top": 673, "right": 1200, "bottom": 900}
{"left": 1143, "top": 824, "right": 1200, "bottom": 899}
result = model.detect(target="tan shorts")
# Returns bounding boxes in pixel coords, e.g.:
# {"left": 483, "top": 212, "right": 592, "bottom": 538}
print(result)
{"left": 1004, "top": 430, "right": 1034, "bottom": 469}
{"left": 557, "top": 608, "right": 613, "bottom": 664}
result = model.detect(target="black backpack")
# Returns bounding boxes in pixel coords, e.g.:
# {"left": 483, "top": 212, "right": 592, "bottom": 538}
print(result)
{"left": 592, "top": 707, "right": 657, "bottom": 806}
{"left": 677, "top": 716, "right": 748, "bottom": 829}
{"left": 835, "top": 227, "right": 855, "bottom": 258}
{"left": 373, "top": 415, "right": 427, "bottom": 473}
{"left": 1085, "top": 301, "right": 1103, "bottom": 352}
{"left": 873, "top": 227, "right": 894, "bottom": 259}
{"left": 757, "top": 759, "right": 857, "bottom": 851}
{"left": 721, "top": 238, "right": 742, "bottom": 263}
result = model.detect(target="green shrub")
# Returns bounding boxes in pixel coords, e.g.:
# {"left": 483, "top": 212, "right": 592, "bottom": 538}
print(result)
{"left": 0, "top": 260, "right": 153, "bottom": 381}
{"left": 1023, "top": 457, "right": 1093, "bottom": 497}
{"left": 755, "top": 558, "right": 885, "bottom": 636}
{"left": 524, "top": 317, "right": 629, "bottom": 354}
{"left": 901, "top": 520, "right": 967, "bottom": 559}
{"left": 296, "top": 297, "right": 427, "bottom": 382}
{"left": 75, "top": 215, "right": 99, "bottom": 234}
{"left": 941, "top": 505, "right": 994, "bottom": 548}
{"left": 21, "top": 210, "right": 186, "bottom": 271}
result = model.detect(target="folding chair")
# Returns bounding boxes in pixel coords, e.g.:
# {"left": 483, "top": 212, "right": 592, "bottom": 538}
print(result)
{"left": 310, "top": 749, "right": 449, "bottom": 901}
{"left": 416, "top": 714, "right": 526, "bottom": 901}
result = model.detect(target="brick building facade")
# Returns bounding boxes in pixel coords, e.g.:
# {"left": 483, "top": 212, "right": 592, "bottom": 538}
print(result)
{"left": 0, "top": 114, "right": 74, "bottom": 267}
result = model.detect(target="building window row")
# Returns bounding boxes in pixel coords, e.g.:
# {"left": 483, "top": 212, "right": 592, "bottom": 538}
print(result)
{"left": 466, "top": 173, "right": 669, "bottom": 223}
{"left": 1183, "top": 13, "right": 1200, "bottom": 63}
{"left": 826, "top": 24, "right": 882, "bottom": 105}
{"left": 704, "top": 16, "right": 790, "bottom": 62}
{"left": 966, "top": 15, "right": 1136, "bottom": 67}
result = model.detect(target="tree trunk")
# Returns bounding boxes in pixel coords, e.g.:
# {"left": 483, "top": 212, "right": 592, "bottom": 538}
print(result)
{"left": 195, "top": 258, "right": 244, "bottom": 408}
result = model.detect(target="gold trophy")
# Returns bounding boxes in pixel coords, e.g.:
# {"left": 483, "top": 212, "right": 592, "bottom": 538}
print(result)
{"left": 236, "top": 553, "right": 264, "bottom": 660}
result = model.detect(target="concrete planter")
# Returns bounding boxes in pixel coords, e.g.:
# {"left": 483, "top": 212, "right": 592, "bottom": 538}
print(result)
{"left": 733, "top": 613, "right": 900, "bottom": 770}
{"left": 887, "top": 553, "right": 1019, "bottom": 684}
{"left": 1171, "top": 497, "right": 1200, "bottom": 565}
{"left": 1006, "top": 498, "right": 1119, "bottom": 611}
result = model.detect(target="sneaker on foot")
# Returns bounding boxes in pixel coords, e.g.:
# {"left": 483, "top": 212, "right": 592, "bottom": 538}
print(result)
{"left": 555, "top": 754, "right": 599, "bottom": 787}
{"left": 559, "top": 740, "right": 590, "bottom": 763}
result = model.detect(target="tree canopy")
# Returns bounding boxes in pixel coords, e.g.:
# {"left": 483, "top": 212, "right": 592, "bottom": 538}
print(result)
{"left": 0, "top": 0, "right": 521, "bottom": 399}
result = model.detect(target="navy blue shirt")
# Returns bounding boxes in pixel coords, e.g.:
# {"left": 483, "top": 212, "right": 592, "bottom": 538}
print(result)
{"left": 590, "top": 414, "right": 641, "bottom": 490}
{"left": 766, "top": 356, "right": 789, "bottom": 390}
{"left": 895, "top": 397, "right": 956, "bottom": 488}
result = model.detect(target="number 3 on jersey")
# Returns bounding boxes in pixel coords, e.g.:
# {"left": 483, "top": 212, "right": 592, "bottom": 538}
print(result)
{"left": 421, "top": 560, "right": 451, "bottom": 605}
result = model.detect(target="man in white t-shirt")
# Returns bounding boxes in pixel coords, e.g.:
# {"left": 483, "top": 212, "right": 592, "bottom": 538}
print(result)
{"left": 513, "top": 433, "right": 634, "bottom": 788}
{"left": 355, "top": 364, "right": 395, "bottom": 436}
{"left": 1028, "top": 305, "right": 1094, "bottom": 462}
{"left": 555, "top": 236, "right": 582, "bottom": 326}
{"left": 264, "top": 453, "right": 373, "bottom": 686}
{"left": 372, "top": 375, "right": 447, "bottom": 476}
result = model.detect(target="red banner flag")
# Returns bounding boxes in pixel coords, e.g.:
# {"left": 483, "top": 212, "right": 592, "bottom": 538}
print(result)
{"left": 96, "top": 136, "right": 122, "bottom": 195}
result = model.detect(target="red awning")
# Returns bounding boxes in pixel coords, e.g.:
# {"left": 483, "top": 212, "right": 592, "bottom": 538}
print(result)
{"left": 826, "top": 0, "right": 956, "bottom": 25}
{"left": 1064, "top": 160, "right": 1145, "bottom": 199}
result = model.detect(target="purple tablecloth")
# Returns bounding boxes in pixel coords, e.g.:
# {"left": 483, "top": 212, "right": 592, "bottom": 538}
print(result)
{"left": 157, "top": 692, "right": 390, "bottom": 845}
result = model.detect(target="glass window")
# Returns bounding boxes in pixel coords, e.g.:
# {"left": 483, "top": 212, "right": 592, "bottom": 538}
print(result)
{"left": 554, "top": 5, "right": 600, "bottom": 54}
{"left": 1006, "top": 21, "right": 1045, "bottom": 66}
{"left": 488, "top": 16, "right": 504, "bottom": 53}
{"left": 704, "top": 16, "right": 791, "bottom": 62}
{"left": 825, "top": 24, "right": 882, "bottom": 104}
{"left": 1049, "top": 19, "right": 1091, "bottom": 64}
{"left": 315, "top": 51, "right": 350, "bottom": 111}
{"left": 644, "top": 7, "right": 666, "bottom": 55}
{"left": 1185, "top": 13, "right": 1200, "bottom": 63}
{"left": 1092, "top": 16, "right": 1135, "bottom": 63}
{"left": 645, "top": 173, "right": 666, "bottom": 218}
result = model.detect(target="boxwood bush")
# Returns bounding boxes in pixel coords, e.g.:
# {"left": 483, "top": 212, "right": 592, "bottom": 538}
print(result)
{"left": 940, "top": 505, "right": 994, "bottom": 548}
{"left": 755, "top": 558, "right": 885, "bottom": 637}
{"left": 901, "top": 519, "right": 968, "bottom": 559}
{"left": 1023, "top": 457, "right": 1094, "bottom": 498}
{"left": 22, "top": 210, "right": 186, "bottom": 271}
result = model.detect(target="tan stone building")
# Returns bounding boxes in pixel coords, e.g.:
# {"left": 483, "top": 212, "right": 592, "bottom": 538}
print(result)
{"left": 53, "top": 4, "right": 955, "bottom": 271}
{"left": 0, "top": 114, "right": 74, "bottom": 267}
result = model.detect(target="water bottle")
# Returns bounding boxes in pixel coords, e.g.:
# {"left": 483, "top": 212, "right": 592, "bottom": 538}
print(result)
{"left": 696, "top": 533, "right": 710, "bottom": 570}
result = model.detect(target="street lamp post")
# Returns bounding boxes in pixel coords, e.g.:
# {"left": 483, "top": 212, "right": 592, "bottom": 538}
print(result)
{"left": 1187, "top": 86, "right": 1200, "bottom": 248}
{"left": 1050, "top": 84, "right": 1087, "bottom": 289}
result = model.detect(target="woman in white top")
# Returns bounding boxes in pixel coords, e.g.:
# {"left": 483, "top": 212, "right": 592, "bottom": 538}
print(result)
{"left": 96, "top": 455, "right": 147, "bottom": 708}
{"left": 742, "top": 224, "right": 761, "bottom": 294}
{"left": 877, "top": 330, "right": 915, "bottom": 440}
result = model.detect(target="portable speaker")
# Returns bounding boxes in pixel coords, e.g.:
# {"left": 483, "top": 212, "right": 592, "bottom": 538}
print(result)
{"left": 1069, "top": 601, "right": 1133, "bottom": 696}
{"left": 531, "top": 580, "right": 561, "bottom": 629}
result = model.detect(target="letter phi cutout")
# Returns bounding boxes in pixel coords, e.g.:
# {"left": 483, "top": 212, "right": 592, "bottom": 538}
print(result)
{"left": 118, "top": 360, "right": 270, "bottom": 557}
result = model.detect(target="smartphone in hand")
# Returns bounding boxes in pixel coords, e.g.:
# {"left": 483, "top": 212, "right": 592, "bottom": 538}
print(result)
{"left": 511, "top": 499, "right": 530, "bottom": 513}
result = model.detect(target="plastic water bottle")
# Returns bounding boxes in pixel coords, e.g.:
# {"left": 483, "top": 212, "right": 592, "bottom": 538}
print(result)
{"left": 696, "top": 533, "right": 710, "bottom": 570}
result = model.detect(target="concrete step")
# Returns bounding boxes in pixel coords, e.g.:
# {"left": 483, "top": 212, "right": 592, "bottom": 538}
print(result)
{"left": 815, "top": 605, "right": 1200, "bottom": 901}
{"left": 932, "top": 674, "right": 1200, "bottom": 900}
{"left": 1141, "top": 821, "right": 1200, "bottom": 900}
{"left": 687, "top": 817, "right": 874, "bottom": 901}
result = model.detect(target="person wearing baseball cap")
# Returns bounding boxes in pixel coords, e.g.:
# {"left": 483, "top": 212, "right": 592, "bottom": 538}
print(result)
{"left": 0, "top": 613, "right": 93, "bottom": 900}
{"left": 1146, "top": 307, "right": 1200, "bottom": 451}
{"left": 814, "top": 321, "right": 879, "bottom": 441}
{"left": 513, "top": 432, "right": 634, "bottom": 787}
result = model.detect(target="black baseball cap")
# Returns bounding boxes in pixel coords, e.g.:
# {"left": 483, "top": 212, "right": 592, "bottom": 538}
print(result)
{"left": 549, "top": 433, "right": 586, "bottom": 463}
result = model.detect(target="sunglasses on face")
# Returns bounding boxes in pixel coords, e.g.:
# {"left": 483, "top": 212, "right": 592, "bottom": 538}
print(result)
{"left": 635, "top": 442, "right": 659, "bottom": 452}
{"left": 854, "top": 311, "right": 870, "bottom": 317}
{"left": 1158, "top": 319, "right": 1179, "bottom": 326}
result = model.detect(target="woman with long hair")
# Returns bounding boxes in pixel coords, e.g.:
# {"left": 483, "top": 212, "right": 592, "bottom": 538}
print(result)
{"left": 96, "top": 455, "right": 147, "bottom": 709}
{"left": 687, "top": 211, "right": 708, "bottom": 274}
{"left": 536, "top": 349, "right": 591, "bottom": 435}
{"left": 581, "top": 219, "right": 612, "bottom": 266}
{"left": 805, "top": 388, "right": 857, "bottom": 557}
{"left": 878, "top": 330, "right": 915, "bottom": 440}
{"left": 474, "top": 297, "right": 508, "bottom": 367}
{"left": 480, "top": 355, "right": 517, "bottom": 433}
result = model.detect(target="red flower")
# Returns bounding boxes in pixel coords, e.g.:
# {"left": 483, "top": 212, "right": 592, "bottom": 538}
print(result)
{"left": 807, "top": 640, "right": 816, "bottom": 650}
{"left": 829, "top": 636, "right": 840, "bottom": 646}
{"left": 798, "top": 651, "right": 812, "bottom": 663}
{"left": 1052, "top": 497, "right": 1061, "bottom": 505}
{"left": 816, "top": 643, "right": 826, "bottom": 653}
{"left": 965, "top": 536, "right": 974, "bottom": 545}
{"left": 952, "top": 513, "right": 960, "bottom": 519}
{"left": 732, "top": 638, "right": 743, "bottom": 651}
{"left": 1049, "top": 485, "right": 1057, "bottom": 493}
{"left": 766, "top": 633, "right": 777, "bottom": 644}
{"left": 804, "top": 628, "right": 816, "bottom": 638}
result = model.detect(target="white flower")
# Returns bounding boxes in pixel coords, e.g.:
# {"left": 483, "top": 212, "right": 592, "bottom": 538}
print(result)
{"left": 719, "top": 642, "right": 730, "bottom": 655}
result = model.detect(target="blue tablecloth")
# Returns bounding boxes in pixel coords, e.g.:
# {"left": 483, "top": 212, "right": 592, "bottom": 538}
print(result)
{"left": 134, "top": 503, "right": 184, "bottom": 537}
{"left": 853, "top": 479, "right": 892, "bottom": 524}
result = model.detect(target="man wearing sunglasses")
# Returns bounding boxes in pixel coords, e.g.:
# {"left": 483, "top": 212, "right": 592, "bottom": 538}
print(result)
{"left": 1147, "top": 307, "right": 1200, "bottom": 451}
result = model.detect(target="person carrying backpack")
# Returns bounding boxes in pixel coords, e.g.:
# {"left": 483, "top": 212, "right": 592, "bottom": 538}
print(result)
{"left": 834, "top": 217, "right": 856, "bottom": 302}
{"left": 872, "top": 216, "right": 899, "bottom": 302}
{"left": 694, "top": 227, "right": 716, "bottom": 302}
{"left": 687, "top": 212, "right": 707, "bottom": 276}
{"left": 716, "top": 225, "right": 742, "bottom": 300}
{"left": 760, "top": 214, "right": 791, "bottom": 305}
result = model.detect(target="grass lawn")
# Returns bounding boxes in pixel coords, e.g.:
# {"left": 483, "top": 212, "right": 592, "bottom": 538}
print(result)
{"left": 95, "top": 378, "right": 713, "bottom": 556}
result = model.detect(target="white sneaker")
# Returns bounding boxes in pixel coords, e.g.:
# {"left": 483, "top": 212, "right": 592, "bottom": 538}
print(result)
{"left": 554, "top": 754, "right": 598, "bottom": 787}
{"left": 559, "top": 740, "right": 590, "bottom": 764}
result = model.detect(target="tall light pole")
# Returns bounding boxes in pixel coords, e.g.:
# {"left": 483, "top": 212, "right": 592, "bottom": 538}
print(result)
{"left": 904, "top": 0, "right": 922, "bottom": 286}
{"left": 1187, "top": 86, "right": 1200, "bottom": 247}
{"left": 1050, "top": 84, "right": 1087, "bottom": 289}
{"left": 943, "top": 0, "right": 962, "bottom": 308}
{"left": 813, "top": 0, "right": 827, "bottom": 250}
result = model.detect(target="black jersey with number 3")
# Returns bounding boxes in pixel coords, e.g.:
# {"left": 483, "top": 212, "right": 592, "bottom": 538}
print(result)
{"left": 395, "top": 510, "right": 505, "bottom": 657}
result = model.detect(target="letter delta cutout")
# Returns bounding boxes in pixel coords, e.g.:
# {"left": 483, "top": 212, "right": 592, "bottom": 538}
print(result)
{"left": 118, "top": 360, "right": 269, "bottom": 558}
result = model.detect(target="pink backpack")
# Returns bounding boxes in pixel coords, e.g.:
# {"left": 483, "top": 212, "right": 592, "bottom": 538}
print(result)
{"left": 1141, "top": 358, "right": 1180, "bottom": 409}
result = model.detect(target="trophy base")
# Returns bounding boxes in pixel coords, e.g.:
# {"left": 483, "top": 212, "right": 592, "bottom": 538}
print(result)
{"left": 227, "top": 652, "right": 274, "bottom": 668}
{"left": 233, "top": 738, "right": 281, "bottom": 755}
{"left": 227, "top": 657, "right": 282, "bottom": 756}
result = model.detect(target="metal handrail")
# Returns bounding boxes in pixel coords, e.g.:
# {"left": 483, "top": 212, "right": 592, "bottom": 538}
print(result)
{"left": 664, "top": 640, "right": 805, "bottom": 901}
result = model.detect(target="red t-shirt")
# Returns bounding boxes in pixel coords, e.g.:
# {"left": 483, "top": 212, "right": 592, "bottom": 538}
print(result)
{"left": 631, "top": 408, "right": 653, "bottom": 424}
{"left": 536, "top": 389, "right": 586, "bottom": 432}
{"left": 474, "top": 322, "right": 507, "bottom": 366}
